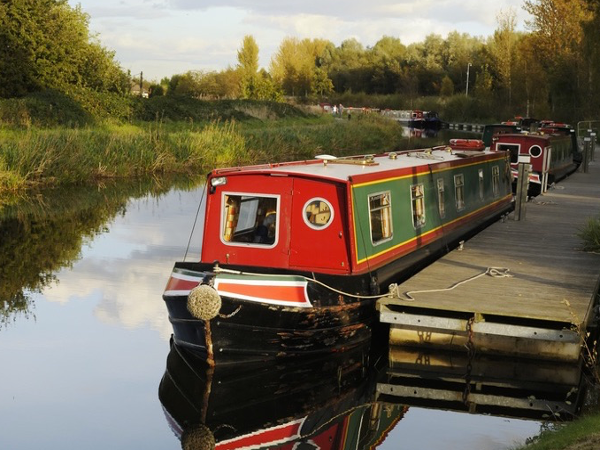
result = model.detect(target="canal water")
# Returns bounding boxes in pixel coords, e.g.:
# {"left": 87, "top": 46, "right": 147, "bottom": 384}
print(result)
{"left": 0, "top": 131, "right": 555, "bottom": 449}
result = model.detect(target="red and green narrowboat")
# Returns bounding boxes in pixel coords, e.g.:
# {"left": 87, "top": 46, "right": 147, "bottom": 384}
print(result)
{"left": 163, "top": 146, "right": 513, "bottom": 364}
{"left": 491, "top": 132, "right": 578, "bottom": 195}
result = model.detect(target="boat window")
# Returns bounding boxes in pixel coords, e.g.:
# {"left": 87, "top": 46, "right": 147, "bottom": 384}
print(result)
{"left": 222, "top": 194, "right": 278, "bottom": 246}
{"left": 437, "top": 178, "right": 445, "bottom": 219}
{"left": 478, "top": 169, "right": 484, "bottom": 200}
{"left": 492, "top": 166, "right": 500, "bottom": 197}
{"left": 411, "top": 184, "right": 426, "bottom": 228}
{"left": 454, "top": 174, "right": 465, "bottom": 211}
{"left": 304, "top": 198, "right": 334, "bottom": 230}
{"left": 498, "top": 143, "right": 520, "bottom": 163}
{"left": 529, "top": 145, "right": 542, "bottom": 158}
{"left": 369, "top": 191, "right": 392, "bottom": 244}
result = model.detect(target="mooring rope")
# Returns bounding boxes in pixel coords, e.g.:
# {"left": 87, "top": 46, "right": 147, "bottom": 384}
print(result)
{"left": 212, "top": 265, "right": 513, "bottom": 302}
{"left": 183, "top": 183, "right": 208, "bottom": 262}
{"left": 401, "top": 267, "right": 513, "bottom": 301}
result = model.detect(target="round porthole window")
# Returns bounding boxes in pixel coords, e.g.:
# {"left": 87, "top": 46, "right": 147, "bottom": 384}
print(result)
{"left": 529, "top": 145, "right": 542, "bottom": 158}
{"left": 303, "top": 198, "right": 334, "bottom": 230}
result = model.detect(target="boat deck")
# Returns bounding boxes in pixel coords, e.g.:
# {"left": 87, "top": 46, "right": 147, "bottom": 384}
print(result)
{"left": 377, "top": 160, "right": 600, "bottom": 362}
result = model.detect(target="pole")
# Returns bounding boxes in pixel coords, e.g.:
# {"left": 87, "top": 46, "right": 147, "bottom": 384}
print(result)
{"left": 466, "top": 63, "right": 472, "bottom": 96}
{"left": 515, "top": 163, "right": 530, "bottom": 221}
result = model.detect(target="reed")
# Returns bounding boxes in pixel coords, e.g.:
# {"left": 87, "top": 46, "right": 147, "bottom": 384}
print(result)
{"left": 0, "top": 114, "right": 403, "bottom": 194}
{"left": 578, "top": 215, "right": 600, "bottom": 253}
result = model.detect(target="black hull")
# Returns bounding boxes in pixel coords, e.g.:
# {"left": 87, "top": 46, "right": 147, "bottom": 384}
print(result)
{"left": 166, "top": 292, "right": 376, "bottom": 365}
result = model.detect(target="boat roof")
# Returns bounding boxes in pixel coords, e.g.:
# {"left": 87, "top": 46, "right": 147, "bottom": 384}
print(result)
{"left": 211, "top": 148, "right": 503, "bottom": 184}
{"left": 496, "top": 132, "right": 568, "bottom": 142}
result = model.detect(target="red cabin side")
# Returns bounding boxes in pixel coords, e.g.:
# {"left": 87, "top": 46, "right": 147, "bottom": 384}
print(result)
{"left": 201, "top": 171, "right": 352, "bottom": 275}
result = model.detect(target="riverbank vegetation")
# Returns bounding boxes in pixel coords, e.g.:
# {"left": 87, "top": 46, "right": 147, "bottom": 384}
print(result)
{"left": 515, "top": 412, "right": 600, "bottom": 449}
{"left": 578, "top": 214, "right": 600, "bottom": 253}
{"left": 0, "top": 101, "right": 404, "bottom": 198}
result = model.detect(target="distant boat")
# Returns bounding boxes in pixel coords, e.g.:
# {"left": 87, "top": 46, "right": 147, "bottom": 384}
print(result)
{"left": 491, "top": 131, "right": 578, "bottom": 195}
{"left": 482, "top": 123, "right": 522, "bottom": 148}
{"left": 163, "top": 145, "right": 514, "bottom": 364}
{"left": 381, "top": 109, "right": 445, "bottom": 129}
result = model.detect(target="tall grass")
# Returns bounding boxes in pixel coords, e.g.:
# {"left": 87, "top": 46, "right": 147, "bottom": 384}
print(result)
{"left": 0, "top": 113, "right": 404, "bottom": 195}
{"left": 578, "top": 215, "right": 600, "bottom": 253}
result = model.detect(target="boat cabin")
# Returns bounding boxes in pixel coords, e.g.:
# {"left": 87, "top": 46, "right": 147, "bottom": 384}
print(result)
{"left": 482, "top": 123, "right": 522, "bottom": 148}
{"left": 201, "top": 149, "right": 513, "bottom": 278}
{"left": 491, "top": 132, "right": 576, "bottom": 193}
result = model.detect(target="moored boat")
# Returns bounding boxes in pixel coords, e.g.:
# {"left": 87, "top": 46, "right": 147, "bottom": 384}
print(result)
{"left": 481, "top": 123, "right": 522, "bottom": 148}
{"left": 491, "top": 131, "right": 578, "bottom": 195}
{"left": 163, "top": 147, "right": 514, "bottom": 365}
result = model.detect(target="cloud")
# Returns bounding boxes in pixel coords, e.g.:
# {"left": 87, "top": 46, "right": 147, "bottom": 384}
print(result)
{"left": 42, "top": 187, "right": 205, "bottom": 341}
{"left": 71, "top": 0, "right": 531, "bottom": 80}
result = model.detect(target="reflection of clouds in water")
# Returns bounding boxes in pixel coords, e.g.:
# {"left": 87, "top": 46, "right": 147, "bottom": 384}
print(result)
{"left": 382, "top": 407, "right": 538, "bottom": 450}
{"left": 43, "top": 186, "right": 206, "bottom": 341}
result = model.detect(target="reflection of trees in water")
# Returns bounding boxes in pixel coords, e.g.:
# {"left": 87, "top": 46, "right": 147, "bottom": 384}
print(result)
{"left": 0, "top": 176, "right": 201, "bottom": 329}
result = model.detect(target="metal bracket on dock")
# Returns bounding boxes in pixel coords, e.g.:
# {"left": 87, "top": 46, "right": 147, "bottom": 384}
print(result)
{"left": 378, "top": 301, "right": 582, "bottom": 362}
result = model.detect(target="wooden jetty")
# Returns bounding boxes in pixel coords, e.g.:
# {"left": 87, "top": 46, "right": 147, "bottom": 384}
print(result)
{"left": 377, "top": 162, "right": 600, "bottom": 362}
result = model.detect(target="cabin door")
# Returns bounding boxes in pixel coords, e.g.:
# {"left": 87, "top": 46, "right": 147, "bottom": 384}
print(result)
{"left": 289, "top": 179, "right": 350, "bottom": 273}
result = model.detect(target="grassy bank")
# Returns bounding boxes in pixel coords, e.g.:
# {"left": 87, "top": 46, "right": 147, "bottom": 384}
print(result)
{"left": 0, "top": 112, "right": 405, "bottom": 198}
{"left": 514, "top": 412, "right": 600, "bottom": 450}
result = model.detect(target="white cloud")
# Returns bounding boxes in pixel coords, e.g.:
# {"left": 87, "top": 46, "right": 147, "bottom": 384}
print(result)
{"left": 69, "top": 0, "right": 531, "bottom": 80}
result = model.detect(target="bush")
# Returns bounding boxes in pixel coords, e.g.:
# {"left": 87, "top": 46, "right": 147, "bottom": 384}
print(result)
{"left": 578, "top": 215, "right": 600, "bottom": 252}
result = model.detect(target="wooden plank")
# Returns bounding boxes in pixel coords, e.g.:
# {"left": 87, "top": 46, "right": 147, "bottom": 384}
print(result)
{"left": 379, "top": 162, "right": 600, "bottom": 330}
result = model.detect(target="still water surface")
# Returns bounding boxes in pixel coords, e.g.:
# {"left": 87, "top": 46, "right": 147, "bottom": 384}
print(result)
{"left": 1, "top": 132, "right": 547, "bottom": 449}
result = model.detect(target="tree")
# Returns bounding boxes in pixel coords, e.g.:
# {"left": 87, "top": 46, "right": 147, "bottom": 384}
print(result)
{"left": 0, "top": 0, "right": 128, "bottom": 98}
{"left": 523, "top": 0, "right": 592, "bottom": 116}
{"left": 440, "top": 75, "right": 455, "bottom": 97}
{"left": 491, "top": 8, "right": 518, "bottom": 107}
{"left": 237, "top": 35, "right": 260, "bottom": 99}
{"left": 270, "top": 37, "right": 333, "bottom": 97}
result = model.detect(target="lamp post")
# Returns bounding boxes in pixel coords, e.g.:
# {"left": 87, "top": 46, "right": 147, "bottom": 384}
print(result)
{"left": 466, "top": 63, "right": 472, "bottom": 96}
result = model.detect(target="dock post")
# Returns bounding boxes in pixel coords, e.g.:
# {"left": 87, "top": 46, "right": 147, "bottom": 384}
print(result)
{"left": 583, "top": 137, "right": 591, "bottom": 173}
{"left": 515, "top": 163, "right": 530, "bottom": 221}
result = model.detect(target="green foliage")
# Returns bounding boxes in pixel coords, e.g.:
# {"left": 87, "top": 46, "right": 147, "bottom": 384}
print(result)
{"left": 0, "top": 0, "right": 129, "bottom": 98}
{"left": 578, "top": 215, "right": 600, "bottom": 252}
{"left": 440, "top": 76, "right": 455, "bottom": 97}
{"left": 514, "top": 413, "right": 600, "bottom": 449}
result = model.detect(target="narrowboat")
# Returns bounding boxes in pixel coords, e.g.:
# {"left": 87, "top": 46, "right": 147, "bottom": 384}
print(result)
{"left": 491, "top": 132, "right": 578, "bottom": 195}
{"left": 163, "top": 146, "right": 514, "bottom": 364}
{"left": 538, "top": 121, "right": 582, "bottom": 165}
{"left": 481, "top": 123, "right": 522, "bottom": 148}
{"left": 158, "top": 338, "right": 406, "bottom": 450}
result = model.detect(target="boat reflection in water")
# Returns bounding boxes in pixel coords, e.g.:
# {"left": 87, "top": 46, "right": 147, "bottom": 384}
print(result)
{"left": 158, "top": 339, "right": 406, "bottom": 450}
{"left": 158, "top": 336, "right": 589, "bottom": 450}
{"left": 378, "top": 346, "right": 587, "bottom": 422}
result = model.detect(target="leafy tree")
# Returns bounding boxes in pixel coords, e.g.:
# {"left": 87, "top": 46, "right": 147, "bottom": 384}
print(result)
{"left": 0, "top": 0, "right": 128, "bottom": 98}
{"left": 270, "top": 37, "right": 332, "bottom": 97}
{"left": 237, "top": 35, "right": 260, "bottom": 99}
{"left": 524, "top": 0, "right": 592, "bottom": 116}
{"left": 369, "top": 36, "right": 406, "bottom": 94}
{"left": 491, "top": 8, "right": 518, "bottom": 107}
{"left": 440, "top": 75, "right": 455, "bottom": 97}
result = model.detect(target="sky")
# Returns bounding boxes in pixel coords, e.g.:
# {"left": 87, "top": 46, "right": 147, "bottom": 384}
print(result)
{"left": 69, "top": 0, "right": 532, "bottom": 82}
